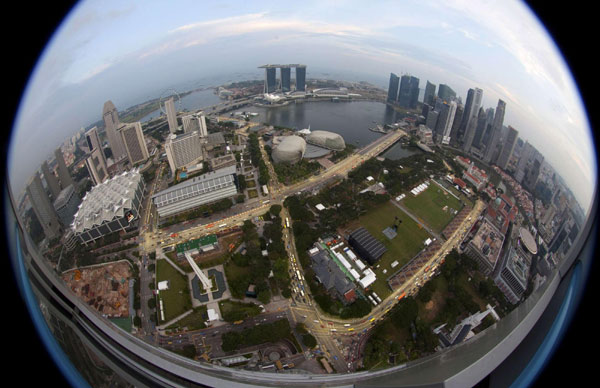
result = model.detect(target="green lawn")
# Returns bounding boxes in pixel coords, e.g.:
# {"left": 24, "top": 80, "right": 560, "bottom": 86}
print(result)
{"left": 401, "top": 183, "right": 464, "bottom": 233}
{"left": 352, "top": 201, "right": 431, "bottom": 297}
{"left": 219, "top": 299, "right": 261, "bottom": 322}
{"left": 166, "top": 306, "right": 207, "bottom": 331}
{"left": 156, "top": 259, "right": 192, "bottom": 323}
{"left": 247, "top": 189, "right": 258, "bottom": 198}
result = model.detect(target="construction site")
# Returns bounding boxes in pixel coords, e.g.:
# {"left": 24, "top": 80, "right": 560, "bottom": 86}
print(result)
{"left": 62, "top": 261, "right": 132, "bottom": 318}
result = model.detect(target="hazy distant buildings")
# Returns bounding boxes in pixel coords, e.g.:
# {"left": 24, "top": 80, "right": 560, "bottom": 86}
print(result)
{"left": 483, "top": 99, "right": 506, "bottom": 164}
{"left": 102, "top": 101, "right": 127, "bottom": 162}
{"left": 54, "top": 147, "right": 74, "bottom": 188}
{"left": 387, "top": 73, "right": 400, "bottom": 103}
{"left": 165, "top": 97, "right": 178, "bottom": 134}
{"left": 84, "top": 127, "right": 109, "bottom": 186}
{"left": 165, "top": 131, "right": 204, "bottom": 174}
{"left": 438, "top": 84, "right": 456, "bottom": 101}
{"left": 295, "top": 66, "right": 306, "bottom": 92}
{"left": 398, "top": 75, "right": 419, "bottom": 109}
{"left": 514, "top": 141, "right": 543, "bottom": 191}
{"left": 27, "top": 172, "right": 62, "bottom": 240}
{"left": 426, "top": 110, "right": 439, "bottom": 133}
{"left": 182, "top": 113, "right": 207, "bottom": 137}
{"left": 119, "top": 122, "right": 149, "bottom": 165}
{"left": 424, "top": 81, "right": 436, "bottom": 105}
{"left": 259, "top": 64, "right": 306, "bottom": 93}
{"left": 497, "top": 126, "right": 519, "bottom": 170}
{"left": 280, "top": 67, "right": 291, "bottom": 92}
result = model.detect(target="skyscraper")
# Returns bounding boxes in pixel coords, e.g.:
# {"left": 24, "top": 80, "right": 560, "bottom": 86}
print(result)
{"left": 387, "top": 73, "right": 400, "bottom": 103}
{"left": 426, "top": 110, "right": 439, "bottom": 132}
{"left": 165, "top": 97, "right": 178, "bottom": 134}
{"left": 84, "top": 127, "right": 109, "bottom": 186}
{"left": 398, "top": 75, "right": 419, "bottom": 108}
{"left": 439, "top": 101, "right": 457, "bottom": 145}
{"left": 182, "top": 113, "right": 207, "bottom": 137}
{"left": 449, "top": 103, "right": 464, "bottom": 147}
{"left": 438, "top": 84, "right": 456, "bottom": 101}
{"left": 102, "top": 101, "right": 127, "bottom": 162}
{"left": 281, "top": 67, "right": 291, "bottom": 92}
{"left": 54, "top": 147, "right": 74, "bottom": 188}
{"left": 295, "top": 66, "right": 306, "bottom": 92}
{"left": 459, "top": 88, "right": 482, "bottom": 144}
{"left": 119, "top": 122, "right": 149, "bottom": 165}
{"left": 497, "top": 126, "right": 519, "bottom": 170}
{"left": 424, "top": 81, "right": 436, "bottom": 105}
{"left": 165, "top": 131, "right": 204, "bottom": 174}
{"left": 41, "top": 161, "right": 61, "bottom": 199}
{"left": 265, "top": 67, "right": 277, "bottom": 93}
{"left": 483, "top": 99, "right": 506, "bottom": 164}
{"left": 27, "top": 172, "right": 62, "bottom": 240}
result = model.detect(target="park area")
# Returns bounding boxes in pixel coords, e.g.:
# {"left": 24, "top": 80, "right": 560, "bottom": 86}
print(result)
{"left": 401, "top": 182, "right": 464, "bottom": 233}
{"left": 345, "top": 201, "right": 431, "bottom": 298}
{"left": 156, "top": 259, "right": 192, "bottom": 323}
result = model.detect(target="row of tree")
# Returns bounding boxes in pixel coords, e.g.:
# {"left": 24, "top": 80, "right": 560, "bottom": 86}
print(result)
{"left": 221, "top": 319, "right": 293, "bottom": 352}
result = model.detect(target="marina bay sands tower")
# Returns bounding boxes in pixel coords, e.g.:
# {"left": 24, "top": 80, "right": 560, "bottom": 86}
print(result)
{"left": 259, "top": 64, "right": 306, "bottom": 93}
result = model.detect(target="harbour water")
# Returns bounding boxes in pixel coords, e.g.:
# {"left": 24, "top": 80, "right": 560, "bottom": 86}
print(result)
{"left": 248, "top": 100, "right": 423, "bottom": 159}
{"left": 139, "top": 88, "right": 222, "bottom": 122}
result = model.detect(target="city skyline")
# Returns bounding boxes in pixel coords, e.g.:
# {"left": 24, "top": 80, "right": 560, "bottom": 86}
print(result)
{"left": 8, "top": 0, "right": 596, "bottom": 212}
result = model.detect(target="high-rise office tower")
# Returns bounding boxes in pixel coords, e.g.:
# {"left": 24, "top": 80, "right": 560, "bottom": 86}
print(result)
{"left": 27, "top": 172, "right": 62, "bottom": 240}
{"left": 102, "top": 101, "right": 127, "bottom": 162}
{"left": 41, "top": 160, "right": 61, "bottom": 199}
{"left": 54, "top": 147, "right": 74, "bottom": 188}
{"left": 515, "top": 141, "right": 534, "bottom": 183}
{"left": 295, "top": 66, "right": 306, "bottom": 92}
{"left": 497, "top": 126, "right": 519, "bottom": 170}
{"left": 119, "top": 122, "right": 149, "bottom": 165}
{"left": 398, "top": 75, "right": 419, "bottom": 108}
{"left": 438, "top": 84, "right": 456, "bottom": 101}
{"left": 165, "top": 97, "right": 178, "bottom": 134}
{"left": 281, "top": 67, "right": 291, "bottom": 92}
{"left": 439, "top": 101, "right": 457, "bottom": 145}
{"left": 449, "top": 104, "right": 464, "bottom": 147}
{"left": 459, "top": 88, "right": 482, "bottom": 144}
{"left": 164, "top": 131, "right": 204, "bottom": 174}
{"left": 484, "top": 99, "right": 506, "bottom": 164}
{"left": 424, "top": 81, "right": 436, "bottom": 105}
{"left": 387, "top": 73, "right": 400, "bottom": 103}
{"left": 421, "top": 103, "right": 432, "bottom": 119}
{"left": 426, "top": 110, "right": 439, "bottom": 132}
{"left": 474, "top": 108, "right": 494, "bottom": 151}
{"left": 84, "top": 127, "right": 109, "bottom": 186}
{"left": 182, "top": 113, "right": 207, "bottom": 137}
{"left": 523, "top": 151, "right": 544, "bottom": 192}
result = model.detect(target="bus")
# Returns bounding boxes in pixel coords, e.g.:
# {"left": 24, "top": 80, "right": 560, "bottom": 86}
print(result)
{"left": 285, "top": 217, "right": 290, "bottom": 228}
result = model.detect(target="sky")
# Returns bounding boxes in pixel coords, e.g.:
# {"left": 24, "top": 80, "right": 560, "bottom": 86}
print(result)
{"left": 9, "top": 0, "right": 596, "bottom": 213}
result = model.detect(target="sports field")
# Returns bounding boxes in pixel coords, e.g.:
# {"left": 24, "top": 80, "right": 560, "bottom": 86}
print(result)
{"left": 401, "top": 182, "right": 464, "bottom": 233}
{"left": 347, "top": 201, "right": 431, "bottom": 298}
{"left": 156, "top": 259, "right": 192, "bottom": 323}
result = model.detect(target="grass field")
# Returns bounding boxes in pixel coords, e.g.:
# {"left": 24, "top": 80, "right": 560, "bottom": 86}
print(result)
{"left": 347, "top": 201, "right": 431, "bottom": 298}
{"left": 156, "top": 259, "right": 191, "bottom": 323}
{"left": 401, "top": 182, "right": 464, "bottom": 233}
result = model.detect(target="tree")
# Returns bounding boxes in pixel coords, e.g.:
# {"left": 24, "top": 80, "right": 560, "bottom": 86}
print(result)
{"left": 391, "top": 297, "right": 418, "bottom": 328}
{"left": 133, "top": 315, "right": 141, "bottom": 327}
{"left": 181, "top": 344, "right": 197, "bottom": 359}
{"left": 269, "top": 204, "right": 282, "bottom": 216}
{"left": 257, "top": 289, "right": 271, "bottom": 304}
{"left": 148, "top": 298, "right": 156, "bottom": 309}
{"left": 302, "top": 333, "right": 317, "bottom": 349}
